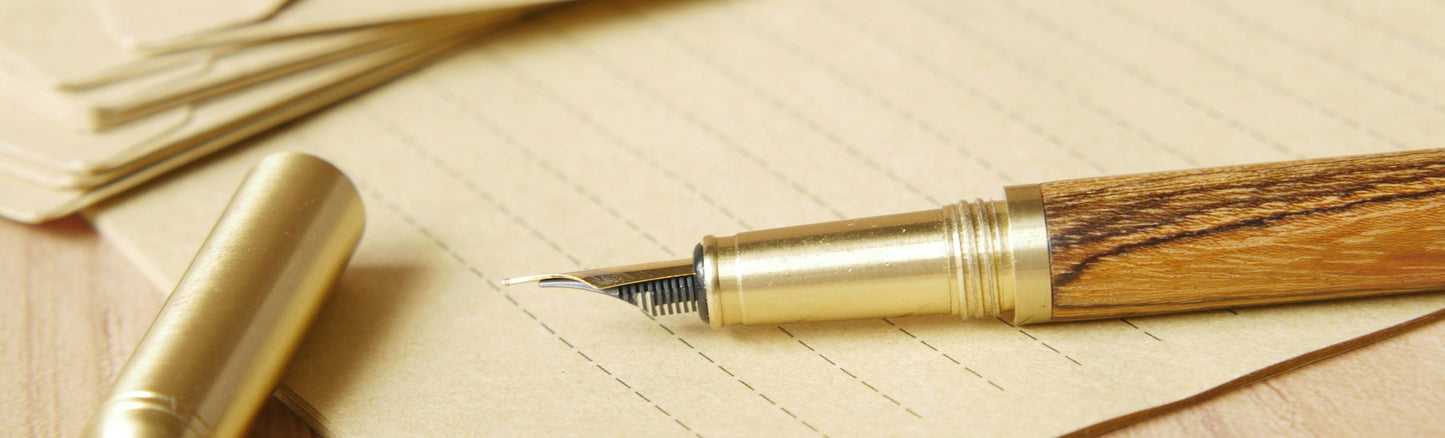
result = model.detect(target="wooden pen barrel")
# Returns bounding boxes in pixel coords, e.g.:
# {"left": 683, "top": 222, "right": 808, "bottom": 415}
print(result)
{"left": 1039, "top": 149, "right": 1445, "bottom": 321}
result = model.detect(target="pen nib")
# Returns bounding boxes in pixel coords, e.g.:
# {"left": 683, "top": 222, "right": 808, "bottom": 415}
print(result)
{"left": 503, "top": 258, "right": 704, "bottom": 318}
{"left": 613, "top": 275, "right": 701, "bottom": 316}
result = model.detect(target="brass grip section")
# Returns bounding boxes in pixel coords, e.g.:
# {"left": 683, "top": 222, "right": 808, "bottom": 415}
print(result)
{"left": 699, "top": 185, "right": 1051, "bottom": 327}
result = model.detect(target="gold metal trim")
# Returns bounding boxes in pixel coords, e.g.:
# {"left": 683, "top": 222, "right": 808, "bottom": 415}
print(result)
{"left": 945, "top": 199, "right": 1015, "bottom": 320}
{"left": 700, "top": 235, "right": 725, "bottom": 328}
{"left": 1004, "top": 184, "right": 1052, "bottom": 324}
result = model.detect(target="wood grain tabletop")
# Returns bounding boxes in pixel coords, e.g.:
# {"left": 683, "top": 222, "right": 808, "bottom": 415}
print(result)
{"left": 4, "top": 216, "right": 1443, "bottom": 437}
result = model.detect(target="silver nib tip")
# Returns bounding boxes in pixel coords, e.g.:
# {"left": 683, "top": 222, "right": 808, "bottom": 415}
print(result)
{"left": 502, "top": 259, "right": 701, "bottom": 317}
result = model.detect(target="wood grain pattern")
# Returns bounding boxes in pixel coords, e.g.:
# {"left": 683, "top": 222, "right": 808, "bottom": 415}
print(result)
{"left": 1040, "top": 149, "right": 1445, "bottom": 321}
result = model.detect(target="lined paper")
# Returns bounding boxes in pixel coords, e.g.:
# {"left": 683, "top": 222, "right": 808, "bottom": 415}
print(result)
{"left": 89, "top": 0, "right": 1445, "bottom": 436}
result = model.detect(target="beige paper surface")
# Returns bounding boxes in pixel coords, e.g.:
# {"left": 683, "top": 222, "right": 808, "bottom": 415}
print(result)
{"left": 70, "top": 17, "right": 495, "bottom": 131}
{"left": 0, "top": 14, "right": 521, "bottom": 185}
{"left": 0, "top": 0, "right": 218, "bottom": 95}
{"left": 0, "top": 3, "right": 507, "bottom": 132}
{"left": 88, "top": 0, "right": 1445, "bottom": 436}
{"left": 0, "top": 105, "right": 187, "bottom": 181}
{"left": 87, "top": 0, "right": 287, "bottom": 49}
{"left": 99, "top": 0, "right": 568, "bottom": 53}
{"left": 0, "top": 24, "right": 504, "bottom": 223}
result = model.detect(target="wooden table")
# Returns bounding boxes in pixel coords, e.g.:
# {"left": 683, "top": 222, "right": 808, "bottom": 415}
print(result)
{"left": 5, "top": 216, "right": 1444, "bottom": 437}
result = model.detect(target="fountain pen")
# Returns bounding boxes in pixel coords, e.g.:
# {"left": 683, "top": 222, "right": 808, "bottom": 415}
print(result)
{"left": 505, "top": 149, "right": 1445, "bottom": 327}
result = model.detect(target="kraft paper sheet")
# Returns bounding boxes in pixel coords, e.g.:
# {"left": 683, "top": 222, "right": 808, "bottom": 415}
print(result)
{"left": 88, "top": 0, "right": 1445, "bottom": 436}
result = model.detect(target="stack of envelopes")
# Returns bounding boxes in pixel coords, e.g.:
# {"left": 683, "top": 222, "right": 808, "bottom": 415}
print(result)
{"left": 0, "top": 0, "right": 561, "bottom": 223}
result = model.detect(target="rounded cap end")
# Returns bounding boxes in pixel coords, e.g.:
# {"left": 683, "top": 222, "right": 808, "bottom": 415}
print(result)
{"left": 81, "top": 396, "right": 210, "bottom": 438}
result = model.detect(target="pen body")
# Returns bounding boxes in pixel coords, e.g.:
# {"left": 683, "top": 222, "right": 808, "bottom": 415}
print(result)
{"left": 1041, "top": 149, "right": 1445, "bottom": 321}
{"left": 699, "top": 149, "right": 1445, "bottom": 326}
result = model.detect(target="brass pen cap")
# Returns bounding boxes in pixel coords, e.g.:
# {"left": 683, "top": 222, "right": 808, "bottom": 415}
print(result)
{"left": 81, "top": 153, "right": 365, "bottom": 438}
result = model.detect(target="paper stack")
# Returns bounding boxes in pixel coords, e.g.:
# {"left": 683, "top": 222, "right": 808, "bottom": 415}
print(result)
{"left": 0, "top": 0, "right": 563, "bottom": 223}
